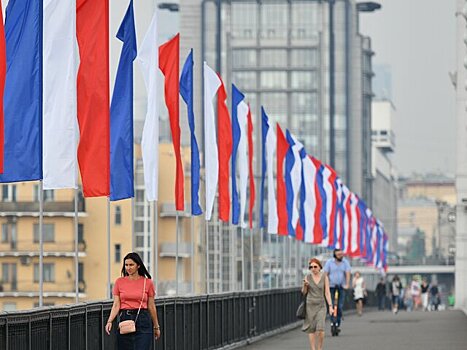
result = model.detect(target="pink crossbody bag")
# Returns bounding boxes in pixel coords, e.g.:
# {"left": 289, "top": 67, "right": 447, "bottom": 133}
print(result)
{"left": 119, "top": 278, "right": 146, "bottom": 335}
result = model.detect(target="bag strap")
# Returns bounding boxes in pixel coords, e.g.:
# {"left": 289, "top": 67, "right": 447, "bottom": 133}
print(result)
{"left": 135, "top": 278, "right": 146, "bottom": 322}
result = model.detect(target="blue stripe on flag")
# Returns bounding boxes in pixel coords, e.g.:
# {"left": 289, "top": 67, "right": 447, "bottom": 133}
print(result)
{"left": 285, "top": 130, "right": 295, "bottom": 237}
{"left": 259, "top": 107, "right": 269, "bottom": 228}
{"left": 180, "top": 49, "right": 202, "bottom": 215}
{"left": 110, "top": 0, "right": 136, "bottom": 201}
{"left": 0, "top": 0, "right": 43, "bottom": 183}
{"left": 231, "top": 84, "right": 244, "bottom": 225}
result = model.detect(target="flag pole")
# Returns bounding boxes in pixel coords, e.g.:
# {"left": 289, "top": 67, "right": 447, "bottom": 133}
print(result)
{"left": 268, "top": 232, "right": 272, "bottom": 289}
{"left": 205, "top": 221, "right": 210, "bottom": 294}
{"left": 231, "top": 225, "right": 235, "bottom": 291}
{"left": 296, "top": 239, "right": 300, "bottom": 286}
{"left": 153, "top": 200, "right": 158, "bottom": 290}
{"left": 282, "top": 236, "right": 285, "bottom": 288}
{"left": 107, "top": 198, "right": 111, "bottom": 298}
{"left": 275, "top": 236, "right": 279, "bottom": 288}
{"left": 241, "top": 227, "right": 245, "bottom": 290}
{"left": 259, "top": 228, "right": 263, "bottom": 289}
{"left": 74, "top": 188, "right": 79, "bottom": 303}
{"left": 39, "top": 181, "right": 44, "bottom": 307}
{"left": 250, "top": 227, "right": 254, "bottom": 290}
{"left": 190, "top": 216, "right": 195, "bottom": 294}
{"left": 219, "top": 221, "right": 223, "bottom": 292}
{"left": 131, "top": 197, "right": 135, "bottom": 252}
{"left": 175, "top": 211, "right": 179, "bottom": 295}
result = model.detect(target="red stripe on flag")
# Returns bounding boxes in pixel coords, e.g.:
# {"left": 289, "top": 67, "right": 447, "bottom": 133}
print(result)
{"left": 76, "top": 0, "right": 110, "bottom": 197}
{"left": 276, "top": 124, "right": 289, "bottom": 236}
{"left": 159, "top": 34, "right": 184, "bottom": 211}
{"left": 216, "top": 76, "right": 232, "bottom": 222}
{"left": 311, "top": 157, "right": 323, "bottom": 244}
{"left": 0, "top": 2, "right": 5, "bottom": 174}
{"left": 247, "top": 105, "right": 255, "bottom": 229}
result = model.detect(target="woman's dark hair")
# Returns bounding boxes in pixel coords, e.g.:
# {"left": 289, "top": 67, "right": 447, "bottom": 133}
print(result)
{"left": 333, "top": 248, "right": 342, "bottom": 258}
{"left": 121, "top": 252, "right": 152, "bottom": 279}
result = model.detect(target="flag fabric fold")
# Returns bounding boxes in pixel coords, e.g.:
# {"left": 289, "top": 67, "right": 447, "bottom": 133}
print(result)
{"left": 235, "top": 96, "right": 249, "bottom": 228}
{"left": 110, "top": 0, "right": 136, "bottom": 201}
{"left": 180, "top": 49, "right": 202, "bottom": 215}
{"left": 276, "top": 124, "right": 289, "bottom": 236}
{"left": 203, "top": 62, "right": 221, "bottom": 221}
{"left": 0, "top": 1, "right": 4, "bottom": 174}
{"left": 247, "top": 105, "right": 255, "bottom": 229}
{"left": 300, "top": 153, "right": 317, "bottom": 244}
{"left": 0, "top": 0, "right": 43, "bottom": 183}
{"left": 260, "top": 108, "right": 277, "bottom": 234}
{"left": 159, "top": 33, "right": 184, "bottom": 210}
{"left": 231, "top": 84, "right": 244, "bottom": 225}
{"left": 76, "top": 0, "right": 110, "bottom": 196}
{"left": 285, "top": 131, "right": 303, "bottom": 237}
{"left": 136, "top": 11, "right": 159, "bottom": 201}
{"left": 43, "top": 0, "right": 78, "bottom": 189}
{"left": 217, "top": 75, "right": 232, "bottom": 222}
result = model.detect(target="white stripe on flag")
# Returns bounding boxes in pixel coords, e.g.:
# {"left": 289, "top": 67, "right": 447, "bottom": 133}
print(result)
{"left": 289, "top": 134, "right": 303, "bottom": 230}
{"left": 137, "top": 11, "right": 159, "bottom": 201}
{"left": 204, "top": 62, "right": 221, "bottom": 221}
{"left": 266, "top": 126, "right": 278, "bottom": 234}
{"left": 350, "top": 193, "right": 359, "bottom": 255}
{"left": 321, "top": 166, "right": 333, "bottom": 247}
{"left": 237, "top": 101, "right": 249, "bottom": 228}
{"left": 43, "top": 0, "right": 78, "bottom": 189}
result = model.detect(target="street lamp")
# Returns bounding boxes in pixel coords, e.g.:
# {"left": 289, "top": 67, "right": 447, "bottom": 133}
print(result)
{"left": 158, "top": 2, "right": 180, "bottom": 12}
{"left": 356, "top": 2, "right": 382, "bottom": 12}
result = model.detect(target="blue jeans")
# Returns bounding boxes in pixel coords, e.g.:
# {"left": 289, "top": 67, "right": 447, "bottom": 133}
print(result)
{"left": 330, "top": 286, "right": 344, "bottom": 326}
{"left": 117, "top": 309, "right": 154, "bottom": 350}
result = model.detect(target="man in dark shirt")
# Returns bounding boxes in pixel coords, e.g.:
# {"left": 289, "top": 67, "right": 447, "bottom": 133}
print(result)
{"left": 375, "top": 278, "right": 387, "bottom": 310}
{"left": 430, "top": 283, "right": 440, "bottom": 311}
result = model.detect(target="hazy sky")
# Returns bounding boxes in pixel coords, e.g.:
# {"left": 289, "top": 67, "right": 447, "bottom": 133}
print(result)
{"left": 359, "top": 0, "right": 457, "bottom": 177}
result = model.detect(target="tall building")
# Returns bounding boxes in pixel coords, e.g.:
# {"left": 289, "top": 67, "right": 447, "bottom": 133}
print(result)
{"left": 371, "top": 100, "right": 397, "bottom": 251}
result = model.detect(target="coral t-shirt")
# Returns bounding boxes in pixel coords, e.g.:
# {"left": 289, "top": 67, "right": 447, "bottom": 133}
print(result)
{"left": 113, "top": 277, "right": 155, "bottom": 310}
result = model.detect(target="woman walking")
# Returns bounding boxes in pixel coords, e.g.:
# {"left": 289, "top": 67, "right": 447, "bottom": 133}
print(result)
{"left": 352, "top": 271, "right": 366, "bottom": 316}
{"left": 105, "top": 252, "right": 161, "bottom": 349}
{"left": 302, "top": 258, "right": 334, "bottom": 350}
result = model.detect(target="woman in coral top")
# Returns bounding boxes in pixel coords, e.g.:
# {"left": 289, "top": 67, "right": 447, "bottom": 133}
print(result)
{"left": 105, "top": 252, "right": 161, "bottom": 349}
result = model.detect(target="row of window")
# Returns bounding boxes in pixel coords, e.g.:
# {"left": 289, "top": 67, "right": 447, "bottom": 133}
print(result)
{"left": 1, "top": 185, "right": 55, "bottom": 203}
{"left": 233, "top": 49, "right": 318, "bottom": 68}
{"left": 1, "top": 262, "right": 83, "bottom": 283}
{"left": 232, "top": 71, "right": 319, "bottom": 90}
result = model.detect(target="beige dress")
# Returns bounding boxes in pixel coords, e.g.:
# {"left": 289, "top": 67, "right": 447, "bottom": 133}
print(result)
{"left": 302, "top": 272, "right": 326, "bottom": 333}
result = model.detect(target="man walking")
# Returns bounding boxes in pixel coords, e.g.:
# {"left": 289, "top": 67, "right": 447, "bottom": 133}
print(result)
{"left": 376, "top": 278, "right": 387, "bottom": 311}
{"left": 324, "top": 249, "right": 351, "bottom": 336}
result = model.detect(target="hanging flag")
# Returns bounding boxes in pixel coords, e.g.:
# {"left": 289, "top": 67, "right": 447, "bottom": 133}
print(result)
{"left": 276, "top": 124, "right": 289, "bottom": 236}
{"left": 260, "top": 108, "right": 277, "bottom": 234}
{"left": 136, "top": 11, "right": 159, "bottom": 202}
{"left": 300, "top": 152, "right": 318, "bottom": 244}
{"left": 247, "top": 105, "right": 255, "bottom": 229}
{"left": 285, "top": 131, "right": 303, "bottom": 237}
{"left": 311, "top": 157, "right": 327, "bottom": 244}
{"left": 159, "top": 33, "right": 184, "bottom": 210}
{"left": 203, "top": 62, "right": 221, "bottom": 221}
{"left": 382, "top": 232, "right": 389, "bottom": 272}
{"left": 323, "top": 164, "right": 338, "bottom": 248}
{"left": 231, "top": 84, "right": 244, "bottom": 225}
{"left": 180, "top": 49, "right": 202, "bottom": 215}
{"left": 0, "top": 1, "right": 6, "bottom": 174}
{"left": 341, "top": 183, "right": 352, "bottom": 255}
{"left": 43, "top": 0, "right": 78, "bottom": 189}
{"left": 110, "top": 0, "right": 136, "bottom": 201}
{"left": 76, "top": 0, "right": 110, "bottom": 196}
{"left": 349, "top": 192, "right": 360, "bottom": 257}
{"left": 216, "top": 76, "right": 233, "bottom": 222}
{"left": 236, "top": 102, "right": 248, "bottom": 228}
{"left": 0, "top": 0, "right": 43, "bottom": 183}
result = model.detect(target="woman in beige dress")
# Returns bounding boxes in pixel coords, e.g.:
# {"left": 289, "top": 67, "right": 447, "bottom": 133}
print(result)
{"left": 301, "top": 258, "right": 334, "bottom": 350}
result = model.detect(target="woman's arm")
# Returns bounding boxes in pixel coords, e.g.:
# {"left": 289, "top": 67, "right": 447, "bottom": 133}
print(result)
{"left": 105, "top": 296, "right": 121, "bottom": 335}
{"left": 147, "top": 297, "right": 161, "bottom": 340}
{"left": 301, "top": 275, "right": 309, "bottom": 295}
{"left": 324, "top": 275, "right": 334, "bottom": 313}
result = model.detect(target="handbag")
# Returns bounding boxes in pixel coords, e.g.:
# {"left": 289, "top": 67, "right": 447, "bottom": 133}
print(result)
{"left": 119, "top": 278, "right": 146, "bottom": 335}
{"left": 296, "top": 291, "right": 307, "bottom": 319}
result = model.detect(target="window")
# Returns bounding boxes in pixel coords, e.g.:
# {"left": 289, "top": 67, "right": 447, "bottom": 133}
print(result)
{"left": 115, "top": 244, "right": 121, "bottom": 263}
{"left": 3, "top": 303, "right": 16, "bottom": 311}
{"left": 115, "top": 206, "right": 122, "bottom": 225}
{"left": 2, "top": 263, "right": 17, "bottom": 283}
{"left": 78, "top": 262, "right": 84, "bottom": 282}
{"left": 260, "top": 72, "right": 287, "bottom": 89}
{"left": 78, "top": 224, "right": 84, "bottom": 243}
{"left": 232, "top": 50, "right": 256, "bottom": 68}
{"left": 33, "top": 224, "right": 55, "bottom": 242}
{"left": 34, "top": 263, "right": 55, "bottom": 282}
{"left": 291, "top": 71, "right": 318, "bottom": 89}
{"left": 1, "top": 224, "right": 8, "bottom": 243}
{"left": 291, "top": 49, "right": 318, "bottom": 67}
{"left": 260, "top": 49, "right": 287, "bottom": 67}
{"left": 33, "top": 185, "right": 54, "bottom": 202}
{"left": 233, "top": 72, "right": 256, "bottom": 90}
{"left": 1, "top": 185, "right": 16, "bottom": 202}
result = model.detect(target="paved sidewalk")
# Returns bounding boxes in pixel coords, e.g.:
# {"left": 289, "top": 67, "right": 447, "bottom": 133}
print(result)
{"left": 237, "top": 310, "right": 467, "bottom": 350}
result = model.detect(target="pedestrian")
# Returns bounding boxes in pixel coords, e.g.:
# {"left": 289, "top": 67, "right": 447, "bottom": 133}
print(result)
{"left": 390, "top": 275, "right": 402, "bottom": 314}
{"left": 409, "top": 276, "right": 421, "bottom": 311}
{"left": 105, "top": 252, "right": 161, "bottom": 349}
{"left": 375, "top": 278, "right": 387, "bottom": 311}
{"left": 323, "top": 248, "right": 351, "bottom": 336}
{"left": 420, "top": 278, "right": 430, "bottom": 311}
{"left": 429, "top": 283, "right": 440, "bottom": 311}
{"left": 302, "top": 258, "right": 334, "bottom": 350}
{"left": 352, "top": 271, "right": 366, "bottom": 316}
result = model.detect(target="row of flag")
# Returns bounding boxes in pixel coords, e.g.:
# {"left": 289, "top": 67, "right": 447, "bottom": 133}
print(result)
{"left": 0, "top": 1, "right": 387, "bottom": 270}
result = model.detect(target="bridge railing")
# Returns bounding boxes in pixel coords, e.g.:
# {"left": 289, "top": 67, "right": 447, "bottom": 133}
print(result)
{"left": 0, "top": 288, "right": 304, "bottom": 350}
